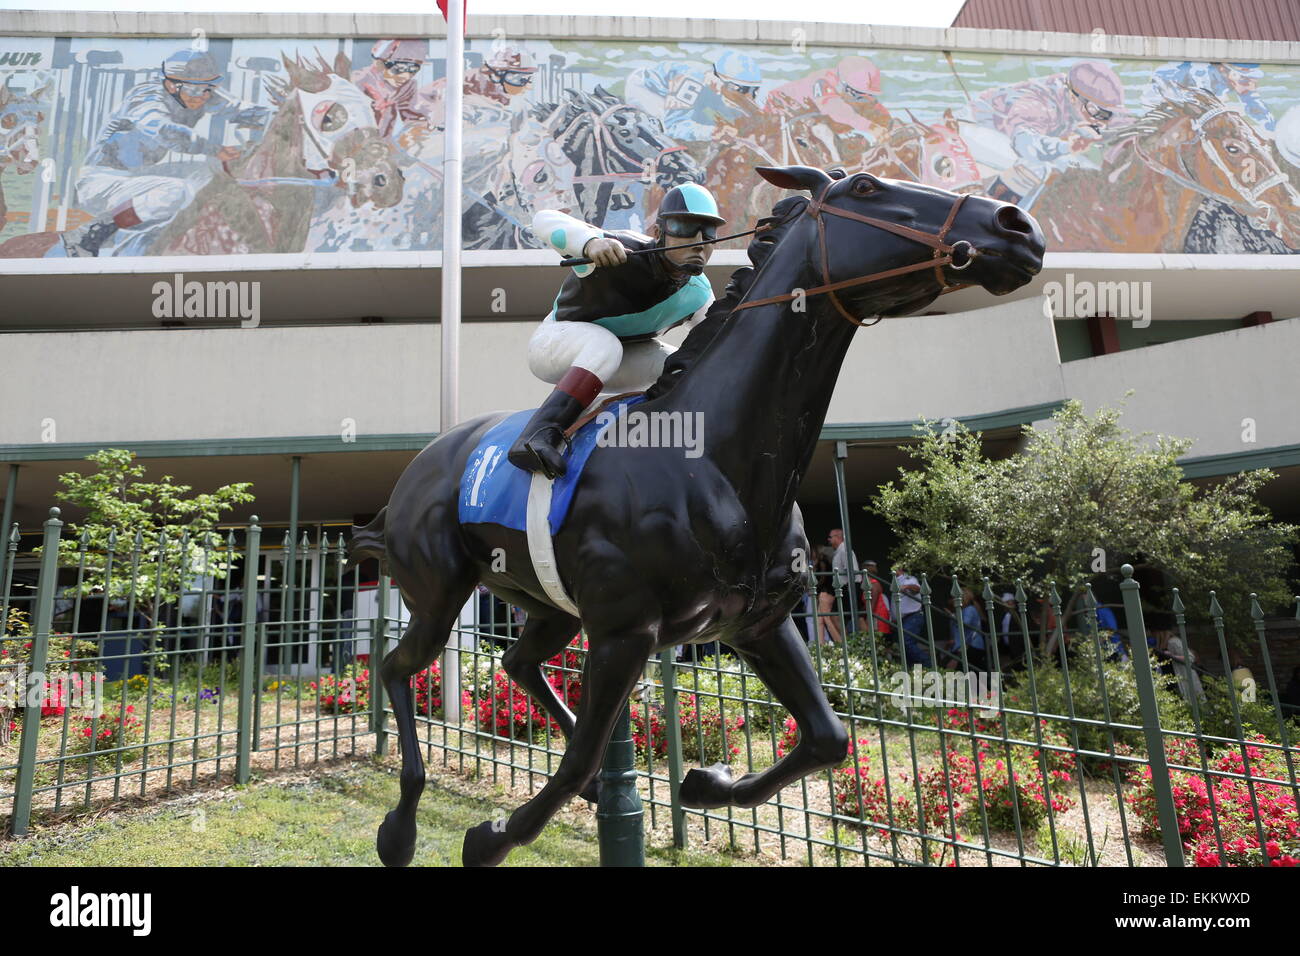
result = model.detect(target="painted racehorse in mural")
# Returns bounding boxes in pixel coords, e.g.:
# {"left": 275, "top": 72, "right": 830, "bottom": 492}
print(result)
{"left": 150, "top": 53, "right": 404, "bottom": 255}
{"left": 349, "top": 164, "right": 1045, "bottom": 867}
{"left": 708, "top": 92, "right": 980, "bottom": 225}
{"left": 0, "top": 53, "right": 403, "bottom": 258}
{"left": 0, "top": 78, "right": 48, "bottom": 235}
{"left": 534, "top": 86, "right": 703, "bottom": 234}
{"left": 1031, "top": 89, "right": 1300, "bottom": 253}
{"left": 394, "top": 85, "right": 700, "bottom": 250}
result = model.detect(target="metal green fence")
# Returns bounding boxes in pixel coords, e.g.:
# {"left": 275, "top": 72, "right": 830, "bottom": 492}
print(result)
{"left": 3, "top": 506, "right": 1298, "bottom": 867}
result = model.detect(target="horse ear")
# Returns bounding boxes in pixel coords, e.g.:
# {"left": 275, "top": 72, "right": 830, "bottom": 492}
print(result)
{"left": 334, "top": 51, "right": 351, "bottom": 79}
{"left": 756, "top": 165, "right": 833, "bottom": 193}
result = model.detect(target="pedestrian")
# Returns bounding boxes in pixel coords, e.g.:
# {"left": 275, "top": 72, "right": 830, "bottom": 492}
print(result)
{"left": 895, "top": 563, "right": 928, "bottom": 666}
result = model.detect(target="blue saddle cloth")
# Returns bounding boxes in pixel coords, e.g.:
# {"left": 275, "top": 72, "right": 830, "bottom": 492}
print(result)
{"left": 459, "top": 395, "right": 646, "bottom": 534}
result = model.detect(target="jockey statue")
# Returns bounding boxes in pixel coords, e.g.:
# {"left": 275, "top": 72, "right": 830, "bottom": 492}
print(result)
{"left": 508, "top": 183, "right": 725, "bottom": 478}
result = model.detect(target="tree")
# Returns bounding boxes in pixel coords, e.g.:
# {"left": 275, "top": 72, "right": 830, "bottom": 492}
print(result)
{"left": 871, "top": 400, "right": 1297, "bottom": 645}
{"left": 38, "top": 449, "right": 256, "bottom": 615}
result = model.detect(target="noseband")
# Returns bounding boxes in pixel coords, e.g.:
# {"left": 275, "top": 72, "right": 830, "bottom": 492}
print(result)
{"left": 733, "top": 179, "right": 977, "bottom": 326}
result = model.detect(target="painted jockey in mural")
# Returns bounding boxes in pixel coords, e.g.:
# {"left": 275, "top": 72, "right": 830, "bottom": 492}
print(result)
{"left": 424, "top": 45, "right": 537, "bottom": 133}
{"left": 508, "top": 182, "right": 724, "bottom": 478}
{"left": 765, "top": 56, "right": 892, "bottom": 144}
{"left": 60, "top": 50, "right": 270, "bottom": 257}
{"left": 970, "top": 61, "right": 1131, "bottom": 205}
{"left": 625, "top": 51, "right": 762, "bottom": 146}
{"left": 352, "top": 39, "right": 438, "bottom": 139}
{"left": 1142, "top": 61, "right": 1275, "bottom": 132}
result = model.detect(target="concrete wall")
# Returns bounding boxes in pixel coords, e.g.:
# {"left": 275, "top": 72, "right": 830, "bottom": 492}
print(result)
{"left": 0, "top": 296, "right": 1061, "bottom": 445}
{"left": 1060, "top": 314, "right": 1300, "bottom": 459}
{"left": 827, "top": 294, "right": 1064, "bottom": 423}
{"left": 3, "top": 299, "right": 1296, "bottom": 460}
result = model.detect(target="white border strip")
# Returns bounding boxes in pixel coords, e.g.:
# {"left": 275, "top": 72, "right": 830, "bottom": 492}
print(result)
{"left": 0, "top": 11, "right": 1297, "bottom": 63}
{"left": 2, "top": 249, "right": 1298, "bottom": 276}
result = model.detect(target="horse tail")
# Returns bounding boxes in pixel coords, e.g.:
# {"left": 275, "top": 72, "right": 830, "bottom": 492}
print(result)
{"left": 346, "top": 506, "right": 388, "bottom": 571}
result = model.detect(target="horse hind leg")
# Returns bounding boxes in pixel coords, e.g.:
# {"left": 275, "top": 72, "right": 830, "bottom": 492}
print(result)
{"left": 376, "top": 573, "right": 476, "bottom": 867}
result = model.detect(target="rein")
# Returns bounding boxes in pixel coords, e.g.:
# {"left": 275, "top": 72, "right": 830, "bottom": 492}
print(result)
{"left": 731, "top": 179, "right": 976, "bottom": 327}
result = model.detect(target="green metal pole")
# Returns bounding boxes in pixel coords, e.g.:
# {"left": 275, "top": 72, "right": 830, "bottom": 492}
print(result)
{"left": 285, "top": 456, "right": 300, "bottom": 664}
{"left": 832, "top": 441, "right": 862, "bottom": 636}
{"left": 373, "top": 574, "right": 390, "bottom": 755}
{"left": 597, "top": 700, "right": 645, "bottom": 866}
{"left": 0, "top": 465, "right": 16, "bottom": 594}
{"left": 658, "top": 648, "right": 686, "bottom": 848}
{"left": 12, "top": 507, "right": 62, "bottom": 835}
{"left": 235, "top": 518, "right": 261, "bottom": 784}
{"left": 1119, "top": 564, "right": 1185, "bottom": 866}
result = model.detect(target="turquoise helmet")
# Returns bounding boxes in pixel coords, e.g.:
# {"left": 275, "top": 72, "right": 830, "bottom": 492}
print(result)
{"left": 656, "top": 182, "right": 726, "bottom": 226}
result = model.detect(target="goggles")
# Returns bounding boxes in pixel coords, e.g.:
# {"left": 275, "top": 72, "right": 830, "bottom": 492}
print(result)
{"left": 1072, "top": 89, "right": 1114, "bottom": 123}
{"left": 168, "top": 81, "right": 217, "bottom": 98}
{"left": 713, "top": 70, "right": 758, "bottom": 98}
{"left": 661, "top": 218, "right": 718, "bottom": 241}
{"left": 383, "top": 60, "right": 423, "bottom": 74}
{"left": 489, "top": 68, "right": 535, "bottom": 87}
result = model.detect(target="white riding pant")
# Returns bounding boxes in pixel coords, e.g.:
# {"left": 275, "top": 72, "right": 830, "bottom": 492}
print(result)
{"left": 527, "top": 313, "right": 676, "bottom": 397}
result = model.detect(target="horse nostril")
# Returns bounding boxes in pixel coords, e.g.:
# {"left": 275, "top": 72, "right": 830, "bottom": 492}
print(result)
{"left": 373, "top": 174, "right": 387, "bottom": 188}
{"left": 995, "top": 204, "right": 1033, "bottom": 235}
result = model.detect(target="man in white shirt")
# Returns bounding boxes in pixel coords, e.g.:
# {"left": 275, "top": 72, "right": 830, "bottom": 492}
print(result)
{"left": 894, "top": 564, "right": 929, "bottom": 666}
{"left": 828, "top": 529, "right": 865, "bottom": 633}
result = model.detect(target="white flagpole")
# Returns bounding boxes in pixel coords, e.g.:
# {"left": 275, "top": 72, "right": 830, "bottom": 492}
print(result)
{"left": 440, "top": 0, "right": 464, "bottom": 434}
{"left": 439, "top": 0, "right": 467, "bottom": 725}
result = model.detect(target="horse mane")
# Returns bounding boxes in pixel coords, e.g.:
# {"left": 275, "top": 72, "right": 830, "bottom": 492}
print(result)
{"left": 1117, "top": 87, "right": 1233, "bottom": 144}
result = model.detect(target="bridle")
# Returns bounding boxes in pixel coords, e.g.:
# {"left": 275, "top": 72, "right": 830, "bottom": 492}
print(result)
{"left": 732, "top": 177, "right": 977, "bottom": 327}
{"left": 1132, "top": 104, "right": 1289, "bottom": 217}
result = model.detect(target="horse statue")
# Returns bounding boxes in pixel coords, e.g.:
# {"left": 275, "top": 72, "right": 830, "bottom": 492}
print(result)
{"left": 1031, "top": 89, "right": 1300, "bottom": 253}
{"left": 0, "top": 77, "right": 49, "bottom": 234}
{"left": 349, "top": 164, "right": 1045, "bottom": 867}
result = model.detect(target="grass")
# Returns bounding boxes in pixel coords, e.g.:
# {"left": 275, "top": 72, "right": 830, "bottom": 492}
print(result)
{"left": 0, "top": 759, "right": 739, "bottom": 867}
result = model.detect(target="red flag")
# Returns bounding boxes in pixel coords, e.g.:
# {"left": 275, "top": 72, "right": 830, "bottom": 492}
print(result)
{"left": 437, "top": 1, "right": 467, "bottom": 30}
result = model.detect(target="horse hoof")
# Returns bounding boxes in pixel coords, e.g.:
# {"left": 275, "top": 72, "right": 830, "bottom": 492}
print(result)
{"left": 679, "top": 763, "right": 735, "bottom": 809}
{"left": 462, "top": 820, "right": 513, "bottom": 868}
{"left": 376, "top": 810, "right": 417, "bottom": 868}
{"left": 579, "top": 778, "right": 601, "bottom": 804}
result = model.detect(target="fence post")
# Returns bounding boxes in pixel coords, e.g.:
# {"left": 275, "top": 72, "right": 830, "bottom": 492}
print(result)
{"left": 373, "top": 573, "right": 390, "bottom": 755}
{"left": 831, "top": 441, "right": 862, "bottom": 634}
{"left": 658, "top": 648, "right": 686, "bottom": 848}
{"left": 597, "top": 701, "right": 645, "bottom": 866}
{"left": 1119, "top": 563, "right": 1185, "bottom": 866}
{"left": 235, "top": 518, "right": 261, "bottom": 784}
{"left": 11, "top": 508, "right": 62, "bottom": 836}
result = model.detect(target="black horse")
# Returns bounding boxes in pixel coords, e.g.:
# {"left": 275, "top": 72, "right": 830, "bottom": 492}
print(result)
{"left": 350, "top": 164, "right": 1045, "bottom": 867}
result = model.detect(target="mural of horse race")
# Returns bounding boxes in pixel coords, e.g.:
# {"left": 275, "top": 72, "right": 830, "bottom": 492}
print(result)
{"left": 1, "top": 34, "right": 1298, "bottom": 259}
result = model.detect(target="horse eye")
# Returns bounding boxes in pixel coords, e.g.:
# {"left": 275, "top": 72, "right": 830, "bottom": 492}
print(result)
{"left": 851, "top": 176, "right": 876, "bottom": 195}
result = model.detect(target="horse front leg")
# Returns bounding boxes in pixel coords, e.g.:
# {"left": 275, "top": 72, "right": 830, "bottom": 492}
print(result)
{"left": 679, "top": 616, "right": 849, "bottom": 810}
{"left": 499, "top": 611, "right": 603, "bottom": 802}
{"left": 462, "top": 630, "right": 654, "bottom": 867}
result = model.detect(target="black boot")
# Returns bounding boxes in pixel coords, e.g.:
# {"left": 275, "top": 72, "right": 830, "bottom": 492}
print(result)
{"left": 508, "top": 388, "right": 586, "bottom": 479}
{"left": 61, "top": 217, "right": 121, "bottom": 258}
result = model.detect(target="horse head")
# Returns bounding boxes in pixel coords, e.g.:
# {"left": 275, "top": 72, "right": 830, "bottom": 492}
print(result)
{"left": 274, "top": 52, "right": 405, "bottom": 209}
{"left": 0, "top": 77, "right": 49, "bottom": 175}
{"left": 1131, "top": 90, "right": 1300, "bottom": 249}
{"left": 755, "top": 164, "right": 1045, "bottom": 317}
{"left": 561, "top": 86, "right": 702, "bottom": 186}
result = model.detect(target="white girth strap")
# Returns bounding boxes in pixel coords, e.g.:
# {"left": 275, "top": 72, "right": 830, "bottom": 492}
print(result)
{"left": 526, "top": 473, "right": 580, "bottom": 617}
